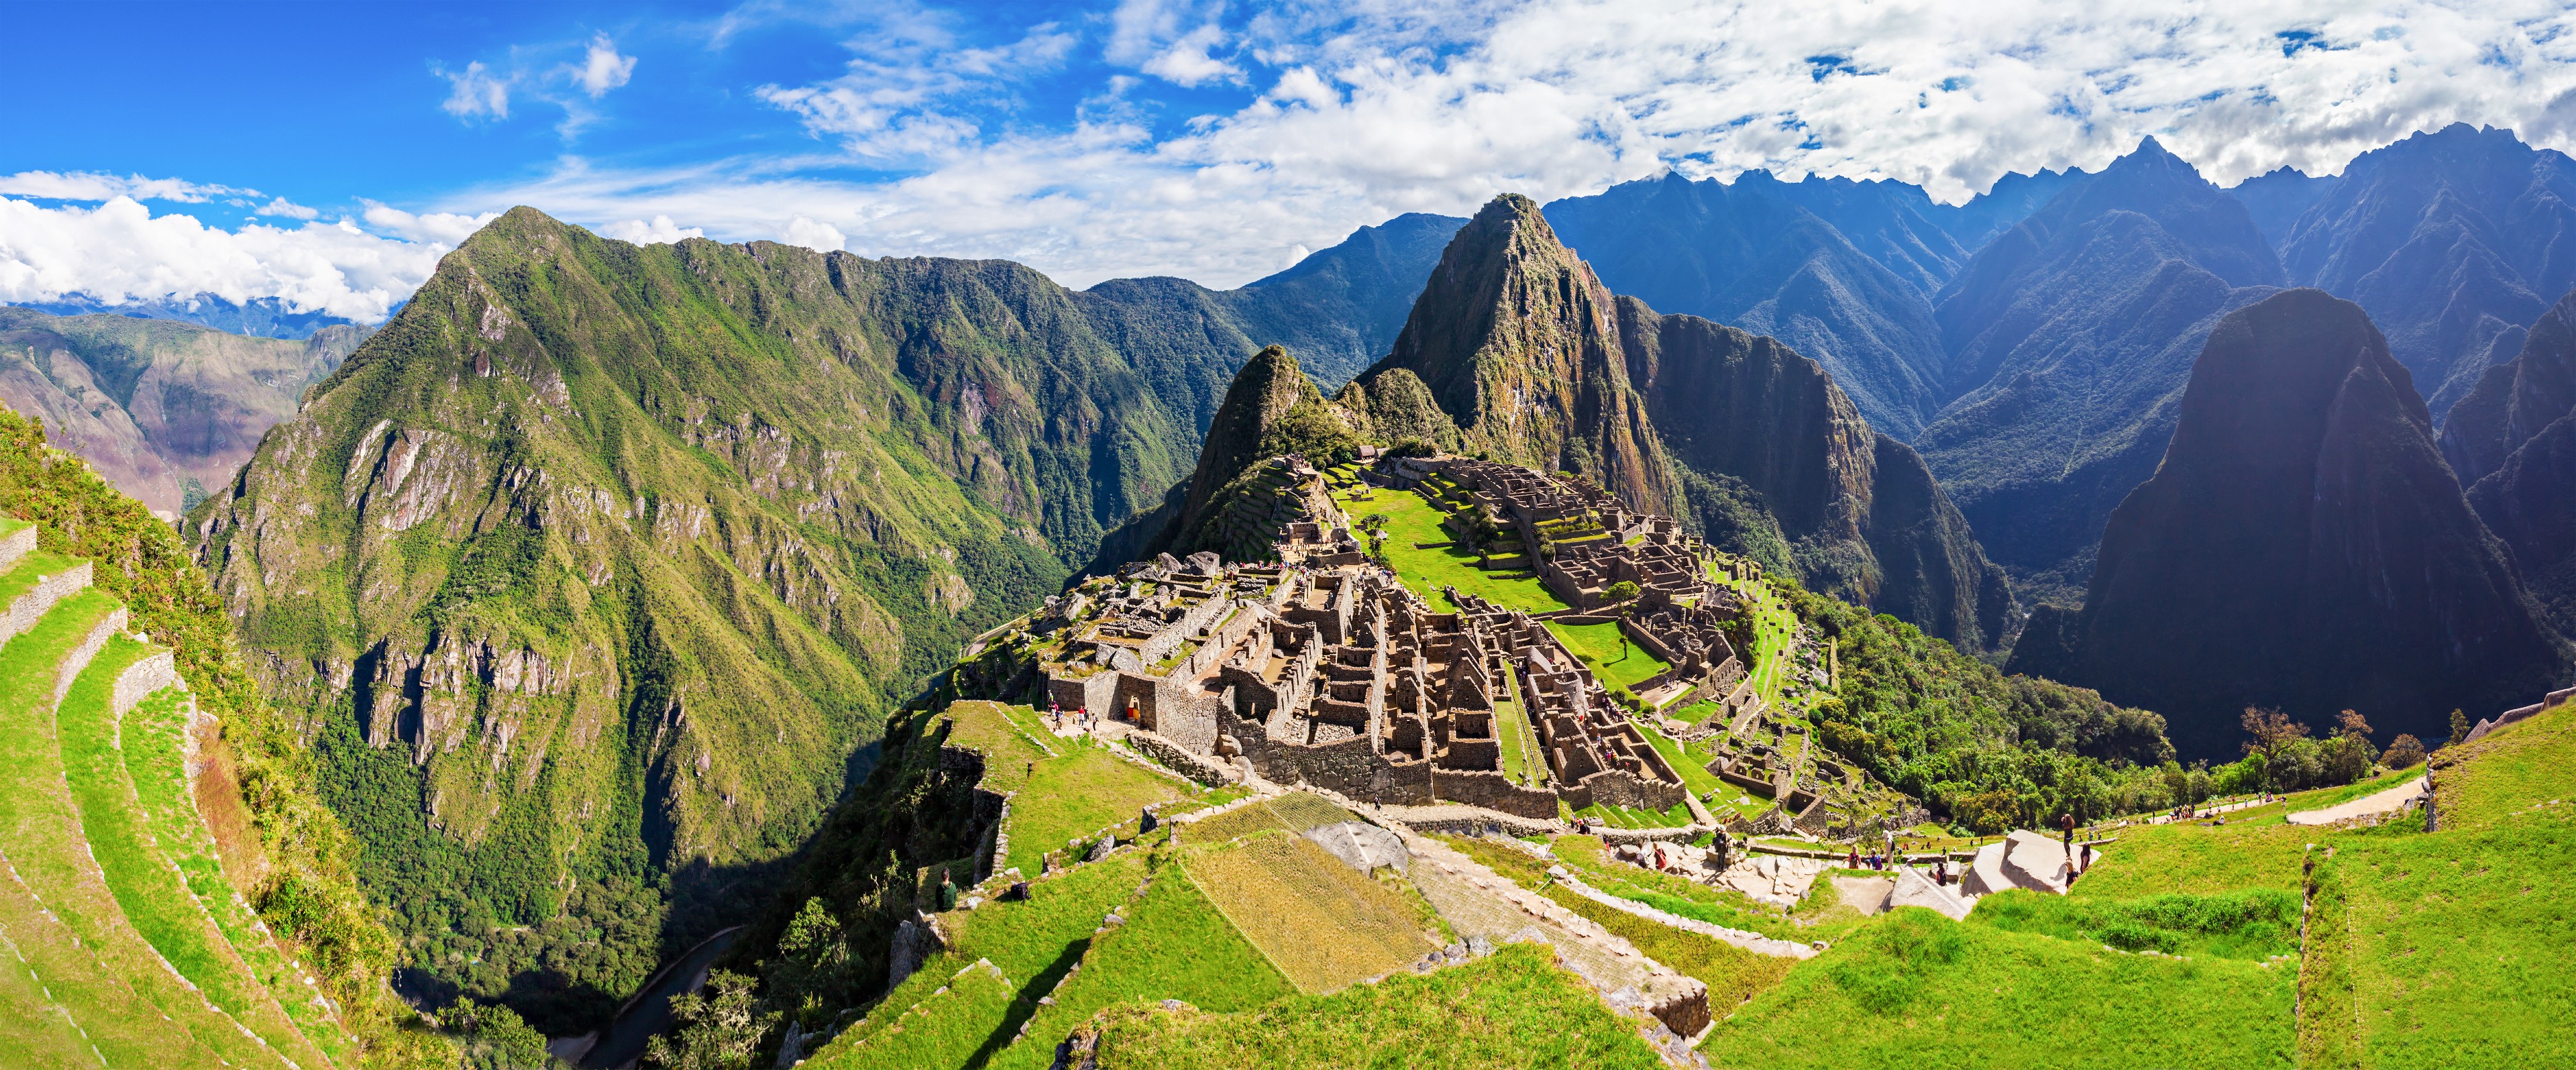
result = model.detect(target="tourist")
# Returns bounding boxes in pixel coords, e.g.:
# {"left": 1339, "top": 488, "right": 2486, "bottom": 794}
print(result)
{"left": 1847, "top": 845, "right": 1860, "bottom": 869}
{"left": 2059, "top": 811, "right": 2076, "bottom": 855}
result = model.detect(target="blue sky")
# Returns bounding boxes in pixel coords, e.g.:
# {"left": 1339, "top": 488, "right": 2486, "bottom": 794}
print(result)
{"left": 7, "top": 1, "right": 2576, "bottom": 321}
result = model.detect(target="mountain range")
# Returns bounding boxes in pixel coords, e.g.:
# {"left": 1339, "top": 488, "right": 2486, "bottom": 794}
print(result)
{"left": 0, "top": 308, "right": 370, "bottom": 516}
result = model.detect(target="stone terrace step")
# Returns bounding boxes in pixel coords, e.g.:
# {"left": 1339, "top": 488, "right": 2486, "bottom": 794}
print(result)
{"left": 58, "top": 633, "right": 341, "bottom": 1070}
{"left": 0, "top": 549, "right": 90, "bottom": 650}
{"left": 0, "top": 587, "right": 299, "bottom": 1069}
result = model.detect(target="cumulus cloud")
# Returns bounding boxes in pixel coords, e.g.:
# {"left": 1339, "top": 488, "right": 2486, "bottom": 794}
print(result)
{"left": 779, "top": 216, "right": 848, "bottom": 252}
{"left": 574, "top": 34, "right": 637, "bottom": 98}
{"left": 597, "top": 215, "right": 706, "bottom": 244}
{"left": 439, "top": 60, "right": 511, "bottom": 120}
{"left": 0, "top": 197, "right": 452, "bottom": 322}
{"left": 1111, "top": 0, "right": 1240, "bottom": 87}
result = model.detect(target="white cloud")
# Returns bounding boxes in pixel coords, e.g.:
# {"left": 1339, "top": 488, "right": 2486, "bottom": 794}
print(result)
{"left": 0, "top": 170, "right": 244, "bottom": 203}
{"left": 574, "top": 34, "right": 637, "bottom": 98}
{"left": 256, "top": 197, "right": 320, "bottom": 220}
{"left": 779, "top": 216, "right": 848, "bottom": 252}
{"left": 598, "top": 215, "right": 705, "bottom": 244}
{"left": 1142, "top": 23, "right": 1239, "bottom": 88}
{"left": 361, "top": 203, "right": 500, "bottom": 244}
{"left": 439, "top": 60, "right": 512, "bottom": 120}
{"left": 0, "top": 196, "right": 451, "bottom": 323}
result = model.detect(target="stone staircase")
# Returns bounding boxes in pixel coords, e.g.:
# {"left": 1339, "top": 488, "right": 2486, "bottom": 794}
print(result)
{"left": 0, "top": 516, "right": 352, "bottom": 1069}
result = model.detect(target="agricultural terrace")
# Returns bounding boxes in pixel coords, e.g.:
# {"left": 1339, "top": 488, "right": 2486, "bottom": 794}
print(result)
{"left": 1184, "top": 831, "right": 1444, "bottom": 994}
{"left": 1546, "top": 620, "right": 1670, "bottom": 691}
{"left": 938, "top": 701, "right": 1210, "bottom": 877}
{"left": 1708, "top": 560, "right": 1802, "bottom": 708}
{"left": 1330, "top": 484, "right": 1565, "bottom": 613}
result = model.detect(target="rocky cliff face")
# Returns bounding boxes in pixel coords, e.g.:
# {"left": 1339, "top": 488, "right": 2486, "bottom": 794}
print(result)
{"left": 1548, "top": 173, "right": 1950, "bottom": 437}
{"left": 2014, "top": 289, "right": 2570, "bottom": 755}
{"left": 2448, "top": 286, "right": 2576, "bottom": 635}
{"left": 191, "top": 207, "right": 1254, "bottom": 1026}
{"left": 0, "top": 309, "right": 365, "bottom": 515}
{"left": 1618, "top": 304, "right": 2014, "bottom": 647}
{"left": 1354, "top": 194, "right": 1676, "bottom": 515}
{"left": 1917, "top": 138, "right": 2284, "bottom": 602}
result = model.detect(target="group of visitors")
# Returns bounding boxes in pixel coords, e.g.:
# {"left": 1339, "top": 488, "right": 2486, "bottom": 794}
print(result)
{"left": 1047, "top": 701, "right": 1098, "bottom": 733}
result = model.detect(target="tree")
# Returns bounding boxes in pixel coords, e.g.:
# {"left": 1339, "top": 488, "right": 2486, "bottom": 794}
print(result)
{"left": 2447, "top": 708, "right": 2473, "bottom": 747}
{"left": 644, "top": 970, "right": 776, "bottom": 1070}
{"left": 1603, "top": 580, "right": 1642, "bottom": 604}
{"left": 448, "top": 1000, "right": 555, "bottom": 1070}
{"left": 2240, "top": 706, "right": 2310, "bottom": 790}
{"left": 2382, "top": 733, "right": 2428, "bottom": 770}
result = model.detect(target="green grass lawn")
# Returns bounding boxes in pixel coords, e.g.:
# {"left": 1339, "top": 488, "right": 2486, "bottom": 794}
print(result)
{"left": 1968, "top": 888, "right": 2300, "bottom": 961}
{"left": 937, "top": 702, "right": 1195, "bottom": 877}
{"left": 2432, "top": 698, "right": 2576, "bottom": 833}
{"left": 54, "top": 636, "right": 333, "bottom": 1069}
{"left": 2069, "top": 820, "right": 2313, "bottom": 901}
{"left": 1632, "top": 718, "right": 1725, "bottom": 800}
{"left": 1005, "top": 746, "right": 1192, "bottom": 877}
{"left": 1545, "top": 621, "right": 1669, "bottom": 690}
{"left": 823, "top": 957, "right": 1024, "bottom": 1070}
{"left": 1492, "top": 670, "right": 1544, "bottom": 786}
{"left": 1700, "top": 908, "right": 2296, "bottom": 1070}
{"left": 1333, "top": 487, "right": 1564, "bottom": 613}
{"left": 990, "top": 864, "right": 1295, "bottom": 1070}
{"left": 1085, "top": 942, "right": 1665, "bottom": 1069}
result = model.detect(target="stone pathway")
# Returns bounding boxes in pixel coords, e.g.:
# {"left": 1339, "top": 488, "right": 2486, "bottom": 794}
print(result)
{"left": 2286, "top": 775, "right": 2431, "bottom": 826}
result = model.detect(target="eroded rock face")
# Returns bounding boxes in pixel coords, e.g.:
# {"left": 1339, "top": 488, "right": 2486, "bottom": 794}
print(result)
{"left": 2028, "top": 288, "right": 2572, "bottom": 753}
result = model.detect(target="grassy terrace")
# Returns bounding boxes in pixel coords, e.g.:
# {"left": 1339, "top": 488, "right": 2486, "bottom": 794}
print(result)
{"left": 1492, "top": 663, "right": 1545, "bottom": 786}
{"left": 1332, "top": 486, "right": 1564, "bottom": 612}
{"left": 1086, "top": 942, "right": 1664, "bottom": 1069}
{"left": 1699, "top": 908, "right": 2296, "bottom": 1069}
{"left": 1545, "top": 621, "right": 1669, "bottom": 691}
{"left": 941, "top": 701, "right": 1202, "bottom": 877}
{"left": 55, "top": 635, "right": 335, "bottom": 1070}
{"left": 1710, "top": 561, "right": 1801, "bottom": 708}
{"left": 0, "top": 586, "right": 280, "bottom": 1069}
{"left": 989, "top": 867, "right": 1295, "bottom": 1070}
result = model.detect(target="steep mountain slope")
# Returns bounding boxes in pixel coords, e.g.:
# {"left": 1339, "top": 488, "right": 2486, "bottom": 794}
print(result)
{"left": 1342, "top": 195, "right": 2013, "bottom": 649}
{"left": 189, "top": 207, "right": 1304, "bottom": 1030}
{"left": 2226, "top": 166, "right": 2336, "bottom": 249}
{"left": 0, "top": 309, "right": 368, "bottom": 515}
{"left": 2280, "top": 123, "right": 2576, "bottom": 415}
{"left": 1917, "top": 139, "right": 2284, "bottom": 602}
{"left": 1736, "top": 171, "right": 1980, "bottom": 298}
{"left": 2448, "top": 287, "right": 2576, "bottom": 634}
{"left": 1617, "top": 303, "right": 2013, "bottom": 648}
{"left": 2010, "top": 290, "right": 2571, "bottom": 755}
{"left": 1548, "top": 174, "right": 1948, "bottom": 438}
{"left": 1935, "top": 166, "right": 2086, "bottom": 252}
